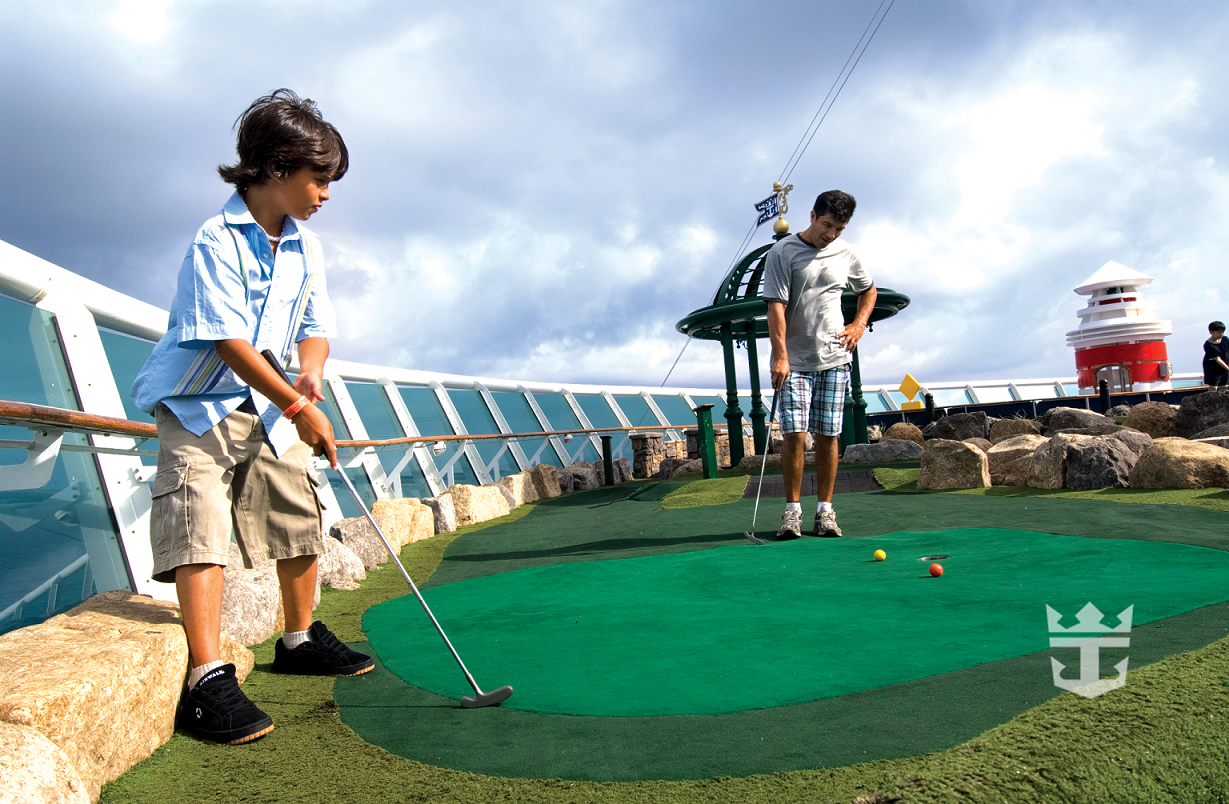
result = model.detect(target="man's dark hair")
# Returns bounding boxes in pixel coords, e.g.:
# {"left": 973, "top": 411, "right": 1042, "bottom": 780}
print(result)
{"left": 812, "top": 190, "right": 856, "bottom": 222}
{"left": 218, "top": 89, "right": 348, "bottom": 193}
{"left": 1211, "top": 321, "right": 1225, "bottom": 333}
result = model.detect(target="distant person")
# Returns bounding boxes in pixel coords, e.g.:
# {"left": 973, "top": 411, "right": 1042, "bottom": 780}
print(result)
{"left": 762, "top": 190, "right": 877, "bottom": 539}
{"left": 131, "top": 89, "right": 372, "bottom": 746}
{"left": 1204, "top": 321, "right": 1229, "bottom": 389}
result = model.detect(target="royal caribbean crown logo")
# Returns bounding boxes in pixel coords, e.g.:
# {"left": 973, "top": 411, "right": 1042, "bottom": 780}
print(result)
{"left": 1046, "top": 602, "right": 1133, "bottom": 698}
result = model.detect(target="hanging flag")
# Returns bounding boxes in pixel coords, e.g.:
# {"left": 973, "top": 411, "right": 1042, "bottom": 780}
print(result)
{"left": 754, "top": 194, "right": 780, "bottom": 226}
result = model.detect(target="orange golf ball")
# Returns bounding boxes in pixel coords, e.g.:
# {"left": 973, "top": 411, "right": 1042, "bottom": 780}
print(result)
{"left": 873, "top": 549, "right": 886, "bottom": 561}
{"left": 929, "top": 563, "right": 944, "bottom": 577}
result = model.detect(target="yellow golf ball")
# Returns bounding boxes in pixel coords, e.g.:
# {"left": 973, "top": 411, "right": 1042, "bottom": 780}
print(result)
{"left": 873, "top": 549, "right": 886, "bottom": 561}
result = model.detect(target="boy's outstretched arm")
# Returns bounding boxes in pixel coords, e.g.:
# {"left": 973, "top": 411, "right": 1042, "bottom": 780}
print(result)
{"left": 214, "top": 339, "right": 338, "bottom": 468}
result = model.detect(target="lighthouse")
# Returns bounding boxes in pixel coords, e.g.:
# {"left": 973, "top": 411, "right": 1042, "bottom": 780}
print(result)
{"left": 1065, "top": 261, "right": 1173, "bottom": 395}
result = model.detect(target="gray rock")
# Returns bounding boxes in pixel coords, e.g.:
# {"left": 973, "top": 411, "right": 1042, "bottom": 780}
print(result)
{"left": 921, "top": 421, "right": 939, "bottom": 439}
{"left": 221, "top": 542, "right": 282, "bottom": 647}
{"left": 670, "top": 459, "right": 704, "bottom": 477}
{"left": 963, "top": 437, "right": 992, "bottom": 454}
{"left": 317, "top": 535, "right": 366, "bottom": 591}
{"left": 495, "top": 482, "right": 518, "bottom": 509}
{"left": 1064, "top": 436, "right": 1139, "bottom": 490}
{"left": 987, "top": 434, "right": 1047, "bottom": 486}
{"left": 932, "top": 411, "right": 989, "bottom": 441}
{"left": 555, "top": 465, "right": 576, "bottom": 493}
{"left": 614, "top": 457, "right": 632, "bottom": 483}
{"left": 422, "top": 494, "right": 456, "bottom": 533}
{"left": 1026, "top": 434, "right": 1094, "bottom": 489}
{"left": 1043, "top": 406, "right": 1114, "bottom": 432}
{"left": 1191, "top": 423, "right": 1229, "bottom": 440}
{"left": 917, "top": 439, "right": 990, "bottom": 489}
{"left": 1122, "top": 401, "right": 1176, "bottom": 438}
{"left": 1174, "top": 391, "right": 1229, "bottom": 438}
{"left": 1106, "top": 404, "right": 1133, "bottom": 418}
{"left": 565, "top": 461, "right": 601, "bottom": 491}
{"left": 1108, "top": 429, "right": 1153, "bottom": 459}
{"left": 989, "top": 418, "right": 1042, "bottom": 444}
{"left": 528, "top": 464, "right": 562, "bottom": 498}
{"left": 330, "top": 516, "right": 389, "bottom": 571}
{"left": 842, "top": 440, "right": 924, "bottom": 464}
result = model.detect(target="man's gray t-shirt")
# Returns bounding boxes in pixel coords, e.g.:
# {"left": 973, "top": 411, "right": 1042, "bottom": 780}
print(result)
{"left": 761, "top": 234, "right": 873, "bottom": 372}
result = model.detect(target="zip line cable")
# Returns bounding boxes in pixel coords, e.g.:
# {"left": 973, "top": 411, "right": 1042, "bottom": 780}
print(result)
{"left": 779, "top": 0, "right": 896, "bottom": 184}
{"left": 657, "top": 1, "right": 896, "bottom": 398}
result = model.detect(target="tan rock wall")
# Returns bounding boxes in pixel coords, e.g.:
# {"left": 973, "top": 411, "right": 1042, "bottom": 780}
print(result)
{"left": 497, "top": 472, "right": 540, "bottom": 507}
{"left": 918, "top": 439, "right": 990, "bottom": 490}
{"left": 987, "top": 434, "right": 1046, "bottom": 486}
{"left": 372, "top": 498, "right": 435, "bottom": 549}
{"left": 446, "top": 484, "right": 511, "bottom": 527}
{"left": 0, "top": 721, "right": 89, "bottom": 804}
{"left": 0, "top": 591, "right": 253, "bottom": 802}
{"left": 1129, "top": 438, "right": 1229, "bottom": 489}
{"left": 527, "top": 464, "right": 562, "bottom": 499}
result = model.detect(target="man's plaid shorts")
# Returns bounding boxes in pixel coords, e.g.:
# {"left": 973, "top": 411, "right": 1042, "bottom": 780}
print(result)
{"left": 778, "top": 365, "right": 851, "bottom": 436}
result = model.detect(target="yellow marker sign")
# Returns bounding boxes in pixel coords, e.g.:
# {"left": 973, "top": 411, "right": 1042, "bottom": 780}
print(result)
{"left": 899, "top": 373, "right": 921, "bottom": 401}
{"left": 901, "top": 400, "right": 924, "bottom": 410}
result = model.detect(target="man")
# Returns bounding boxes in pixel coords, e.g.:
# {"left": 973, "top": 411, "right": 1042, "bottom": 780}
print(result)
{"left": 761, "top": 190, "right": 877, "bottom": 539}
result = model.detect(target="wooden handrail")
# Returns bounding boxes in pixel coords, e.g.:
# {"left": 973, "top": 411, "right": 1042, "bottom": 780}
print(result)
{"left": 0, "top": 399, "right": 748, "bottom": 449}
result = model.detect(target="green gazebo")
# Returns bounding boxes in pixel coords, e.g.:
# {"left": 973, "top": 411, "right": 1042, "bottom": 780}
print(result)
{"left": 675, "top": 227, "right": 909, "bottom": 467}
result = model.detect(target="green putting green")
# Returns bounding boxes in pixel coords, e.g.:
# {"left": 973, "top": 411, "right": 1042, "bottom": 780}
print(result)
{"left": 364, "top": 527, "right": 1229, "bottom": 718}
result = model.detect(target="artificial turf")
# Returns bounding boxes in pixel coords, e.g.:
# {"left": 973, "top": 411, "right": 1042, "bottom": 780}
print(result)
{"left": 100, "top": 473, "right": 1229, "bottom": 804}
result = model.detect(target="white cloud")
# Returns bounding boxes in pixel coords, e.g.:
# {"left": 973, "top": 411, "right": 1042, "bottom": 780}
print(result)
{"left": 108, "top": 0, "right": 175, "bottom": 44}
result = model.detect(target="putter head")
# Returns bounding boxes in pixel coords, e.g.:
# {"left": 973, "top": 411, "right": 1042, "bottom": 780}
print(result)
{"left": 460, "top": 685, "right": 513, "bottom": 708}
{"left": 743, "top": 531, "right": 766, "bottom": 545}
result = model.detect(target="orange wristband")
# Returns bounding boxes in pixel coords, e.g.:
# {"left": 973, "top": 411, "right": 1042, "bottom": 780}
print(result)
{"left": 283, "top": 395, "right": 310, "bottom": 419}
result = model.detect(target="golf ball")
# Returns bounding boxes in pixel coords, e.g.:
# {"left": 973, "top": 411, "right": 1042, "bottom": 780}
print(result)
{"left": 873, "top": 549, "right": 886, "bottom": 561}
{"left": 929, "top": 563, "right": 944, "bottom": 577}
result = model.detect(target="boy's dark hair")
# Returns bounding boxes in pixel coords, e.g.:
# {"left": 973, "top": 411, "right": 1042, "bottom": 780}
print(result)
{"left": 218, "top": 89, "right": 348, "bottom": 194}
{"left": 812, "top": 190, "right": 857, "bottom": 222}
{"left": 1211, "top": 321, "right": 1225, "bottom": 333}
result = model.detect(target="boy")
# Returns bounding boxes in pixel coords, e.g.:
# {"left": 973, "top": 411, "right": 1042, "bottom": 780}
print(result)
{"left": 762, "top": 190, "right": 877, "bottom": 539}
{"left": 1204, "top": 321, "right": 1229, "bottom": 389}
{"left": 132, "top": 89, "right": 372, "bottom": 745}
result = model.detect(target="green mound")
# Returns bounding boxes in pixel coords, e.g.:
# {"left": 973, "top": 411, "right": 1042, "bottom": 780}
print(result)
{"left": 657, "top": 476, "right": 749, "bottom": 509}
{"left": 364, "top": 527, "right": 1229, "bottom": 717}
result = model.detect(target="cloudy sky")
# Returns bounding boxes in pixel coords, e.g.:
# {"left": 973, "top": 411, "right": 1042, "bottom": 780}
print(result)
{"left": 3, "top": 0, "right": 1227, "bottom": 390}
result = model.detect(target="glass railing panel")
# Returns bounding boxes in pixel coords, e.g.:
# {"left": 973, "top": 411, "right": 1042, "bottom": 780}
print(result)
{"left": 490, "top": 391, "right": 561, "bottom": 468}
{"left": 344, "top": 381, "right": 435, "bottom": 502}
{"left": 98, "top": 329, "right": 159, "bottom": 467}
{"left": 651, "top": 395, "right": 695, "bottom": 427}
{"left": 929, "top": 388, "right": 973, "bottom": 407}
{"left": 1061, "top": 384, "right": 1082, "bottom": 396}
{"left": 446, "top": 389, "right": 519, "bottom": 480}
{"left": 863, "top": 393, "right": 890, "bottom": 413}
{"left": 1014, "top": 384, "right": 1059, "bottom": 401}
{"left": 0, "top": 296, "right": 132, "bottom": 634}
{"left": 532, "top": 394, "right": 598, "bottom": 462}
{"left": 396, "top": 387, "right": 478, "bottom": 488}
{"left": 973, "top": 386, "right": 1014, "bottom": 403}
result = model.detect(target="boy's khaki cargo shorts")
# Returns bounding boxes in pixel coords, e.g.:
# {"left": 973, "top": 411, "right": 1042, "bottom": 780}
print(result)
{"left": 150, "top": 403, "right": 326, "bottom": 583}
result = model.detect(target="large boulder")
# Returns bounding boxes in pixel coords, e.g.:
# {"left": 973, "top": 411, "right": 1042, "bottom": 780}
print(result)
{"left": 963, "top": 437, "right": 991, "bottom": 454}
{"left": 0, "top": 720, "right": 89, "bottom": 804}
{"left": 1052, "top": 423, "right": 1131, "bottom": 437}
{"left": 1129, "top": 438, "right": 1229, "bottom": 489}
{"left": 1122, "top": 401, "right": 1175, "bottom": 438}
{"left": 1106, "top": 404, "right": 1133, "bottom": 418}
{"left": 330, "top": 516, "right": 389, "bottom": 570}
{"left": 1196, "top": 436, "right": 1229, "bottom": 450}
{"left": 881, "top": 422, "right": 924, "bottom": 445}
{"left": 1107, "top": 429, "right": 1153, "bottom": 459}
{"left": 1042, "top": 406, "right": 1113, "bottom": 432}
{"left": 614, "top": 457, "right": 632, "bottom": 483}
{"left": 220, "top": 543, "right": 282, "bottom": 647}
{"left": 932, "top": 412, "right": 989, "bottom": 441}
{"left": 421, "top": 494, "right": 457, "bottom": 534}
{"left": 497, "top": 472, "right": 540, "bottom": 507}
{"left": 1065, "top": 436, "right": 1141, "bottom": 490}
{"left": 1174, "top": 392, "right": 1229, "bottom": 438}
{"left": 1026, "top": 433, "right": 1093, "bottom": 489}
{"left": 842, "top": 440, "right": 924, "bottom": 464}
{"left": 1192, "top": 423, "right": 1229, "bottom": 441}
{"left": 562, "top": 461, "right": 601, "bottom": 491}
{"left": 446, "top": 483, "right": 512, "bottom": 526}
{"left": 527, "top": 464, "right": 562, "bottom": 499}
{"left": 0, "top": 592, "right": 252, "bottom": 802}
{"left": 989, "top": 418, "right": 1042, "bottom": 444}
{"left": 670, "top": 459, "right": 703, "bottom": 477}
{"left": 317, "top": 536, "right": 366, "bottom": 591}
{"left": 987, "top": 434, "right": 1047, "bottom": 486}
{"left": 917, "top": 439, "right": 990, "bottom": 490}
{"left": 372, "top": 498, "right": 435, "bottom": 549}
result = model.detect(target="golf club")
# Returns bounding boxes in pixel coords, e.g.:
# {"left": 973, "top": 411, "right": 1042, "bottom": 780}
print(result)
{"left": 744, "top": 391, "right": 779, "bottom": 545}
{"left": 260, "top": 350, "right": 513, "bottom": 709}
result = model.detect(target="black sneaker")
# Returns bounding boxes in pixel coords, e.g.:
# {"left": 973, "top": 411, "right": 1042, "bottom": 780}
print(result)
{"left": 177, "top": 664, "right": 273, "bottom": 745}
{"left": 272, "top": 621, "right": 375, "bottom": 677}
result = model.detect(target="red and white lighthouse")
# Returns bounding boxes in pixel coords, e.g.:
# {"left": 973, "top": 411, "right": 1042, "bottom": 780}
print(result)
{"left": 1065, "top": 261, "right": 1172, "bottom": 395}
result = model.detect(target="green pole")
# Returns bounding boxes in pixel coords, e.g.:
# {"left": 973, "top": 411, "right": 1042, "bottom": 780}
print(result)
{"left": 719, "top": 323, "right": 746, "bottom": 468}
{"left": 745, "top": 325, "right": 767, "bottom": 455}
{"left": 840, "top": 345, "right": 869, "bottom": 451}
{"left": 694, "top": 404, "right": 719, "bottom": 479}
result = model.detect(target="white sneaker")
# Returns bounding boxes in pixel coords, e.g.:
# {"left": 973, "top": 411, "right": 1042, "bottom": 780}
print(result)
{"left": 814, "top": 508, "right": 842, "bottom": 537}
{"left": 777, "top": 508, "right": 802, "bottom": 539}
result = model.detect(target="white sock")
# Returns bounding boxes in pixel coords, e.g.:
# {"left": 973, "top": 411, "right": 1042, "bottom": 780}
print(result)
{"left": 188, "top": 660, "right": 224, "bottom": 689}
{"left": 818, "top": 501, "right": 833, "bottom": 511}
{"left": 282, "top": 629, "right": 312, "bottom": 649}
{"left": 785, "top": 502, "right": 802, "bottom": 513}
